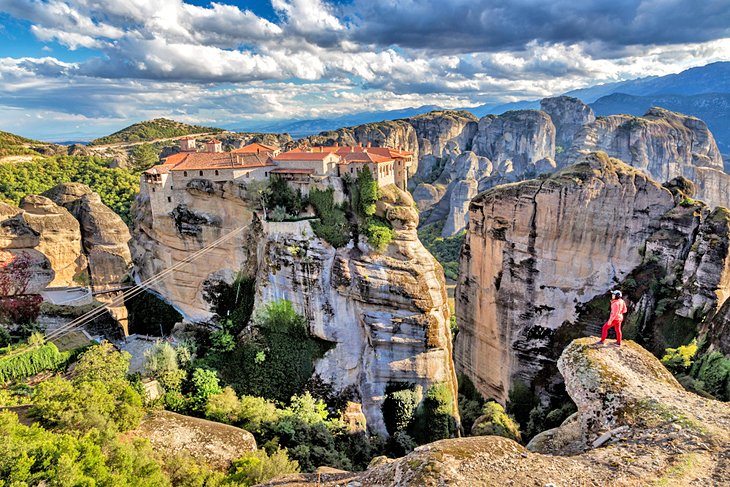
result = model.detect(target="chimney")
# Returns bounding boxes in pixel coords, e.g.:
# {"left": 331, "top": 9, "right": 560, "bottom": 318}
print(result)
{"left": 367, "top": 141, "right": 372, "bottom": 148}
{"left": 358, "top": 142, "right": 362, "bottom": 148}
{"left": 334, "top": 142, "right": 339, "bottom": 147}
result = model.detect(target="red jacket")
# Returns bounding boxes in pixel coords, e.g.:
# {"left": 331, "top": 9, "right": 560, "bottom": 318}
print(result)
{"left": 608, "top": 298, "right": 628, "bottom": 322}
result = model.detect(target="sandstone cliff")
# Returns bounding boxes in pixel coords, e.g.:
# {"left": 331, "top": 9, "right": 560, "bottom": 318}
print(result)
{"left": 263, "top": 338, "right": 730, "bottom": 486}
{"left": 566, "top": 107, "right": 729, "bottom": 208}
{"left": 132, "top": 178, "right": 460, "bottom": 434}
{"left": 540, "top": 96, "right": 595, "bottom": 162}
{"left": 255, "top": 186, "right": 459, "bottom": 435}
{"left": 454, "top": 152, "right": 674, "bottom": 403}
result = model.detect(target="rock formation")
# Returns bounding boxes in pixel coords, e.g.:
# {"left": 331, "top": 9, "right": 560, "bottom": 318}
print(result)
{"left": 132, "top": 175, "right": 460, "bottom": 434}
{"left": 43, "top": 183, "right": 132, "bottom": 292}
{"left": 18, "top": 195, "right": 86, "bottom": 287}
{"left": 454, "top": 152, "right": 675, "bottom": 403}
{"left": 255, "top": 186, "right": 459, "bottom": 435}
{"left": 566, "top": 107, "right": 729, "bottom": 209}
{"left": 455, "top": 151, "right": 730, "bottom": 406}
{"left": 131, "top": 410, "right": 256, "bottom": 470}
{"left": 262, "top": 338, "right": 730, "bottom": 486}
{"left": 540, "top": 96, "right": 595, "bottom": 162}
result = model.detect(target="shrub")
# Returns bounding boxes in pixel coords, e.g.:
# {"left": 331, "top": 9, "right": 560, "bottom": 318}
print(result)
{"left": 238, "top": 395, "right": 281, "bottom": 435}
{"left": 356, "top": 166, "right": 378, "bottom": 217}
{"left": 382, "top": 385, "right": 419, "bottom": 435}
{"left": 205, "top": 386, "right": 241, "bottom": 424}
{"left": 506, "top": 380, "right": 537, "bottom": 428}
{"left": 189, "top": 368, "right": 222, "bottom": 412}
{"left": 363, "top": 216, "right": 395, "bottom": 251}
{"left": 73, "top": 342, "right": 131, "bottom": 383}
{"left": 227, "top": 448, "right": 300, "bottom": 486}
{"left": 691, "top": 351, "right": 730, "bottom": 400}
{"left": 270, "top": 205, "right": 289, "bottom": 222}
{"left": 266, "top": 176, "right": 304, "bottom": 217}
{"left": 0, "top": 341, "right": 71, "bottom": 383}
{"left": 411, "top": 383, "right": 458, "bottom": 443}
{"left": 471, "top": 401, "right": 521, "bottom": 441}
{"left": 661, "top": 339, "right": 698, "bottom": 374}
{"left": 144, "top": 341, "right": 187, "bottom": 391}
{"left": 210, "top": 330, "right": 236, "bottom": 353}
{"left": 309, "top": 187, "right": 352, "bottom": 248}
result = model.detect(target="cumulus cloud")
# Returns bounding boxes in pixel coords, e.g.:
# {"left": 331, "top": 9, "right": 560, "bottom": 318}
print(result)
{"left": 0, "top": 0, "right": 730, "bottom": 139}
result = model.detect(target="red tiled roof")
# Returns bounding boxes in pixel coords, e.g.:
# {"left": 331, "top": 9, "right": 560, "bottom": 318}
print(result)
{"left": 342, "top": 152, "right": 393, "bottom": 163}
{"left": 233, "top": 142, "right": 279, "bottom": 153}
{"left": 207, "top": 139, "right": 222, "bottom": 144}
{"left": 151, "top": 151, "right": 273, "bottom": 173}
{"left": 273, "top": 151, "right": 334, "bottom": 161}
{"left": 270, "top": 168, "right": 314, "bottom": 174}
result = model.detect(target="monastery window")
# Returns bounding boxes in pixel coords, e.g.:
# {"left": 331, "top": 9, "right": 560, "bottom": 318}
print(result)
{"left": 199, "top": 171, "right": 204, "bottom": 176}
{"left": 215, "top": 170, "right": 219, "bottom": 176}
{"left": 152, "top": 187, "right": 155, "bottom": 193}
{"left": 183, "top": 171, "right": 188, "bottom": 177}
{"left": 167, "top": 197, "right": 171, "bottom": 203}
{"left": 246, "top": 172, "right": 250, "bottom": 178}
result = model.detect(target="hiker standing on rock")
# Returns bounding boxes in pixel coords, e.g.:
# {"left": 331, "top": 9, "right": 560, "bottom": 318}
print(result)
{"left": 594, "top": 290, "right": 628, "bottom": 347}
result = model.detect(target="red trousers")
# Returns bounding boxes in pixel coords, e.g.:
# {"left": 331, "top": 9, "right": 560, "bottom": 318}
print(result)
{"left": 601, "top": 318, "right": 623, "bottom": 344}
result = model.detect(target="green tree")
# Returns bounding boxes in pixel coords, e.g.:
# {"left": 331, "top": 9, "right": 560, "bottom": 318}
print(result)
{"left": 357, "top": 166, "right": 378, "bottom": 216}
{"left": 227, "top": 448, "right": 299, "bottom": 486}
{"left": 190, "top": 368, "right": 222, "bottom": 412}
{"left": 129, "top": 143, "right": 159, "bottom": 173}
{"left": 144, "top": 341, "right": 187, "bottom": 391}
{"left": 73, "top": 342, "right": 131, "bottom": 383}
{"left": 471, "top": 401, "right": 521, "bottom": 441}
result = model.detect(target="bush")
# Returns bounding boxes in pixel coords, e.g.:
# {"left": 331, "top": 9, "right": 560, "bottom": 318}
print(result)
{"left": 411, "top": 383, "right": 458, "bottom": 443}
{"left": 356, "top": 166, "right": 378, "bottom": 217}
{"left": 73, "top": 342, "right": 131, "bottom": 383}
{"left": 691, "top": 351, "right": 730, "bottom": 400}
{"left": 189, "top": 368, "right": 222, "bottom": 412}
{"left": 309, "top": 187, "right": 352, "bottom": 248}
{"left": 205, "top": 386, "right": 241, "bottom": 424}
{"left": 506, "top": 381, "right": 537, "bottom": 428}
{"left": 266, "top": 176, "right": 304, "bottom": 218}
{"left": 363, "top": 216, "right": 395, "bottom": 251}
{"left": 661, "top": 339, "right": 698, "bottom": 374}
{"left": 210, "top": 330, "right": 235, "bottom": 353}
{"left": 382, "top": 385, "right": 419, "bottom": 435}
{"left": 0, "top": 341, "right": 71, "bottom": 383}
{"left": 227, "top": 448, "right": 300, "bottom": 486}
{"left": 471, "top": 401, "right": 521, "bottom": 441}
{"left": 144, "top": 341, "right": 187, "bottom": 391}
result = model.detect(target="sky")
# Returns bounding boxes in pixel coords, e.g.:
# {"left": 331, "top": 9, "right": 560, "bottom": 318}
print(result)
{"left": 1, "top": 0, "right": 729, "bottom": 141}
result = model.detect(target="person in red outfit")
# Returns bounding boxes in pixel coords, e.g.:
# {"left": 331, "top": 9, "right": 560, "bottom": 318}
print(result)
{"left": 594, "top": 290, "right": 628, "bottom": 347}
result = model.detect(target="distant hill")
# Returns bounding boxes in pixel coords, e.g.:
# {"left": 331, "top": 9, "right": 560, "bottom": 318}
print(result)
{"left": 590, "top": 92, "right": 730, "bottom": 153}
{"left": 238, "top": 105, "right": 441, "bottom": 138}
{"left": 0, "top": 130, "right": 43, "bottom": 157}
{"left": 89, "top": 118, "right": 224, "bottom": 146}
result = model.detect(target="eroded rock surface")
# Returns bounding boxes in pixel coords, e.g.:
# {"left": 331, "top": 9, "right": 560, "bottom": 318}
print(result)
{"left": 255, "top": 186, "right": 459, "bottom": 435}
{"left": 540, "top": 96, "right": 595, "bottom": 162}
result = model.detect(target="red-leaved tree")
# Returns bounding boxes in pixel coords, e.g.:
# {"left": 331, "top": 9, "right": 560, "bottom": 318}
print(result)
{"left": 0, "top": 250, "right": 43, "bottom": 324}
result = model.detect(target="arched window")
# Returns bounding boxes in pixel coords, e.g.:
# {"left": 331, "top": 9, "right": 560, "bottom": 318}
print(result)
{"left": 199, "top": 170, "right": 204, "bottom": 176}
{"left": 183, "top": 171, "right": 188, "bottom": 177}
{"left": 215, "top": 170, "right": 219, "bottom": 176}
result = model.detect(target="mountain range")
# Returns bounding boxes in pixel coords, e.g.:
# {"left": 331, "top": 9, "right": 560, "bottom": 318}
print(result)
{"left": 245, "top": 62, "right": 730, "bottom": 153}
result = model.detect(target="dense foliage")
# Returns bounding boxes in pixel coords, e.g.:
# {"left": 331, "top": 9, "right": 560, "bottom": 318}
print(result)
{"left": 308, "top": 188, "right": 352, "bottom": 248}
{"left": 470, "top": 401, "right": 521, "bottom": 441}
{"left": 0, "top": 340, "right": 72, "bottom": 383}
{"left": 411, "top": 383, "right": 458, "bottom": 444}
{"left": 363, "top": 216, "right": 395, "bottom": 251}
{"left": 202, "top": 274, "right": 256, "bottom": 336}
{"left": 263, "top": 175, "right": 305, "bottom": 220}
{"left": 356, "top": 166, "right": 378, "bottom": 217}
{"left": 417, "top": 222, "right": 465, "bottom": 281}
{"left": 89, "top": 118, "right": 223, "bottom": 145}
{"left": 205, "top": 300, "right": 330, "bottom": 403}
{"left": 0, "top": 155, "right": 139, "bottom": 224}
{"left": 129, "top": 143, "right": 160, "bottom": 173}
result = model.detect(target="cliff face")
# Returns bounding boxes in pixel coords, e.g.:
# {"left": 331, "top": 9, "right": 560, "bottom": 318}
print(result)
{"left": 540, "top": 96, "right": 595, "bottom": 162}
{"left": 18, "top": 195, "right": 86, "bottom": 287}
{"left": 566, "top": 107, "right": 729, "bottom": 208}
{"left": 455, "top": 151, "right": 730, "bottom": 406}
{"left": 132, "top": 180, "right": 460, "bottom": 434}
{"left": 454, "top": 153, "right": 674, "bottom": 403}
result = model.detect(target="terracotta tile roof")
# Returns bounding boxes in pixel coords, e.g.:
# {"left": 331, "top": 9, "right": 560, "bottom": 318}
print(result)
{"left": 151, "top": 151, "right": 273, "bottom": 173}
{"left": 273, "top": 151, "right": 334, "bottom": 161}
{"left": 207, "top": 139, "right": 222, "bottom": 144}
{"left": 342, "top": 152, "right": 393, "bottom": 163}
{"left": 232, "top": 142, "right": 279, "bottom": 154}
{"left": 270, "top": 168, "right": 314, "bottom": 174}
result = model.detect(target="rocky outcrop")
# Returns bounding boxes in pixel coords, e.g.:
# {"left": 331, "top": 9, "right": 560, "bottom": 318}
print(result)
{"left": 18, "top": 195, "right": 86, "bottom": 287}
{"left": 130, "top": 181, "right": 259, "bottom": 321}
{"left": 454, "top": 153, "right": 676, "bottom": 403}
{"left": 470, "top": 110, "right": 555, "bottom": 177}
{"left": 44, "top": 183, "right": 132, "bottom": 292}
{"left": 566, "top": 107, "right": 729, "bottom": 208}
{"left": 255, "top": 186, "right": 459, "bottom": 435}
{"left": 407, "top": 111, "right": 478, "bottom": 180}
{"left": 266, "top": 338, "right": 730, "bottom": 486}
{"left": 540, "top": 96, "right": 595, "bottom": 162}
{"left": 131, "top": 410, "right": 256, "bottom": 470}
